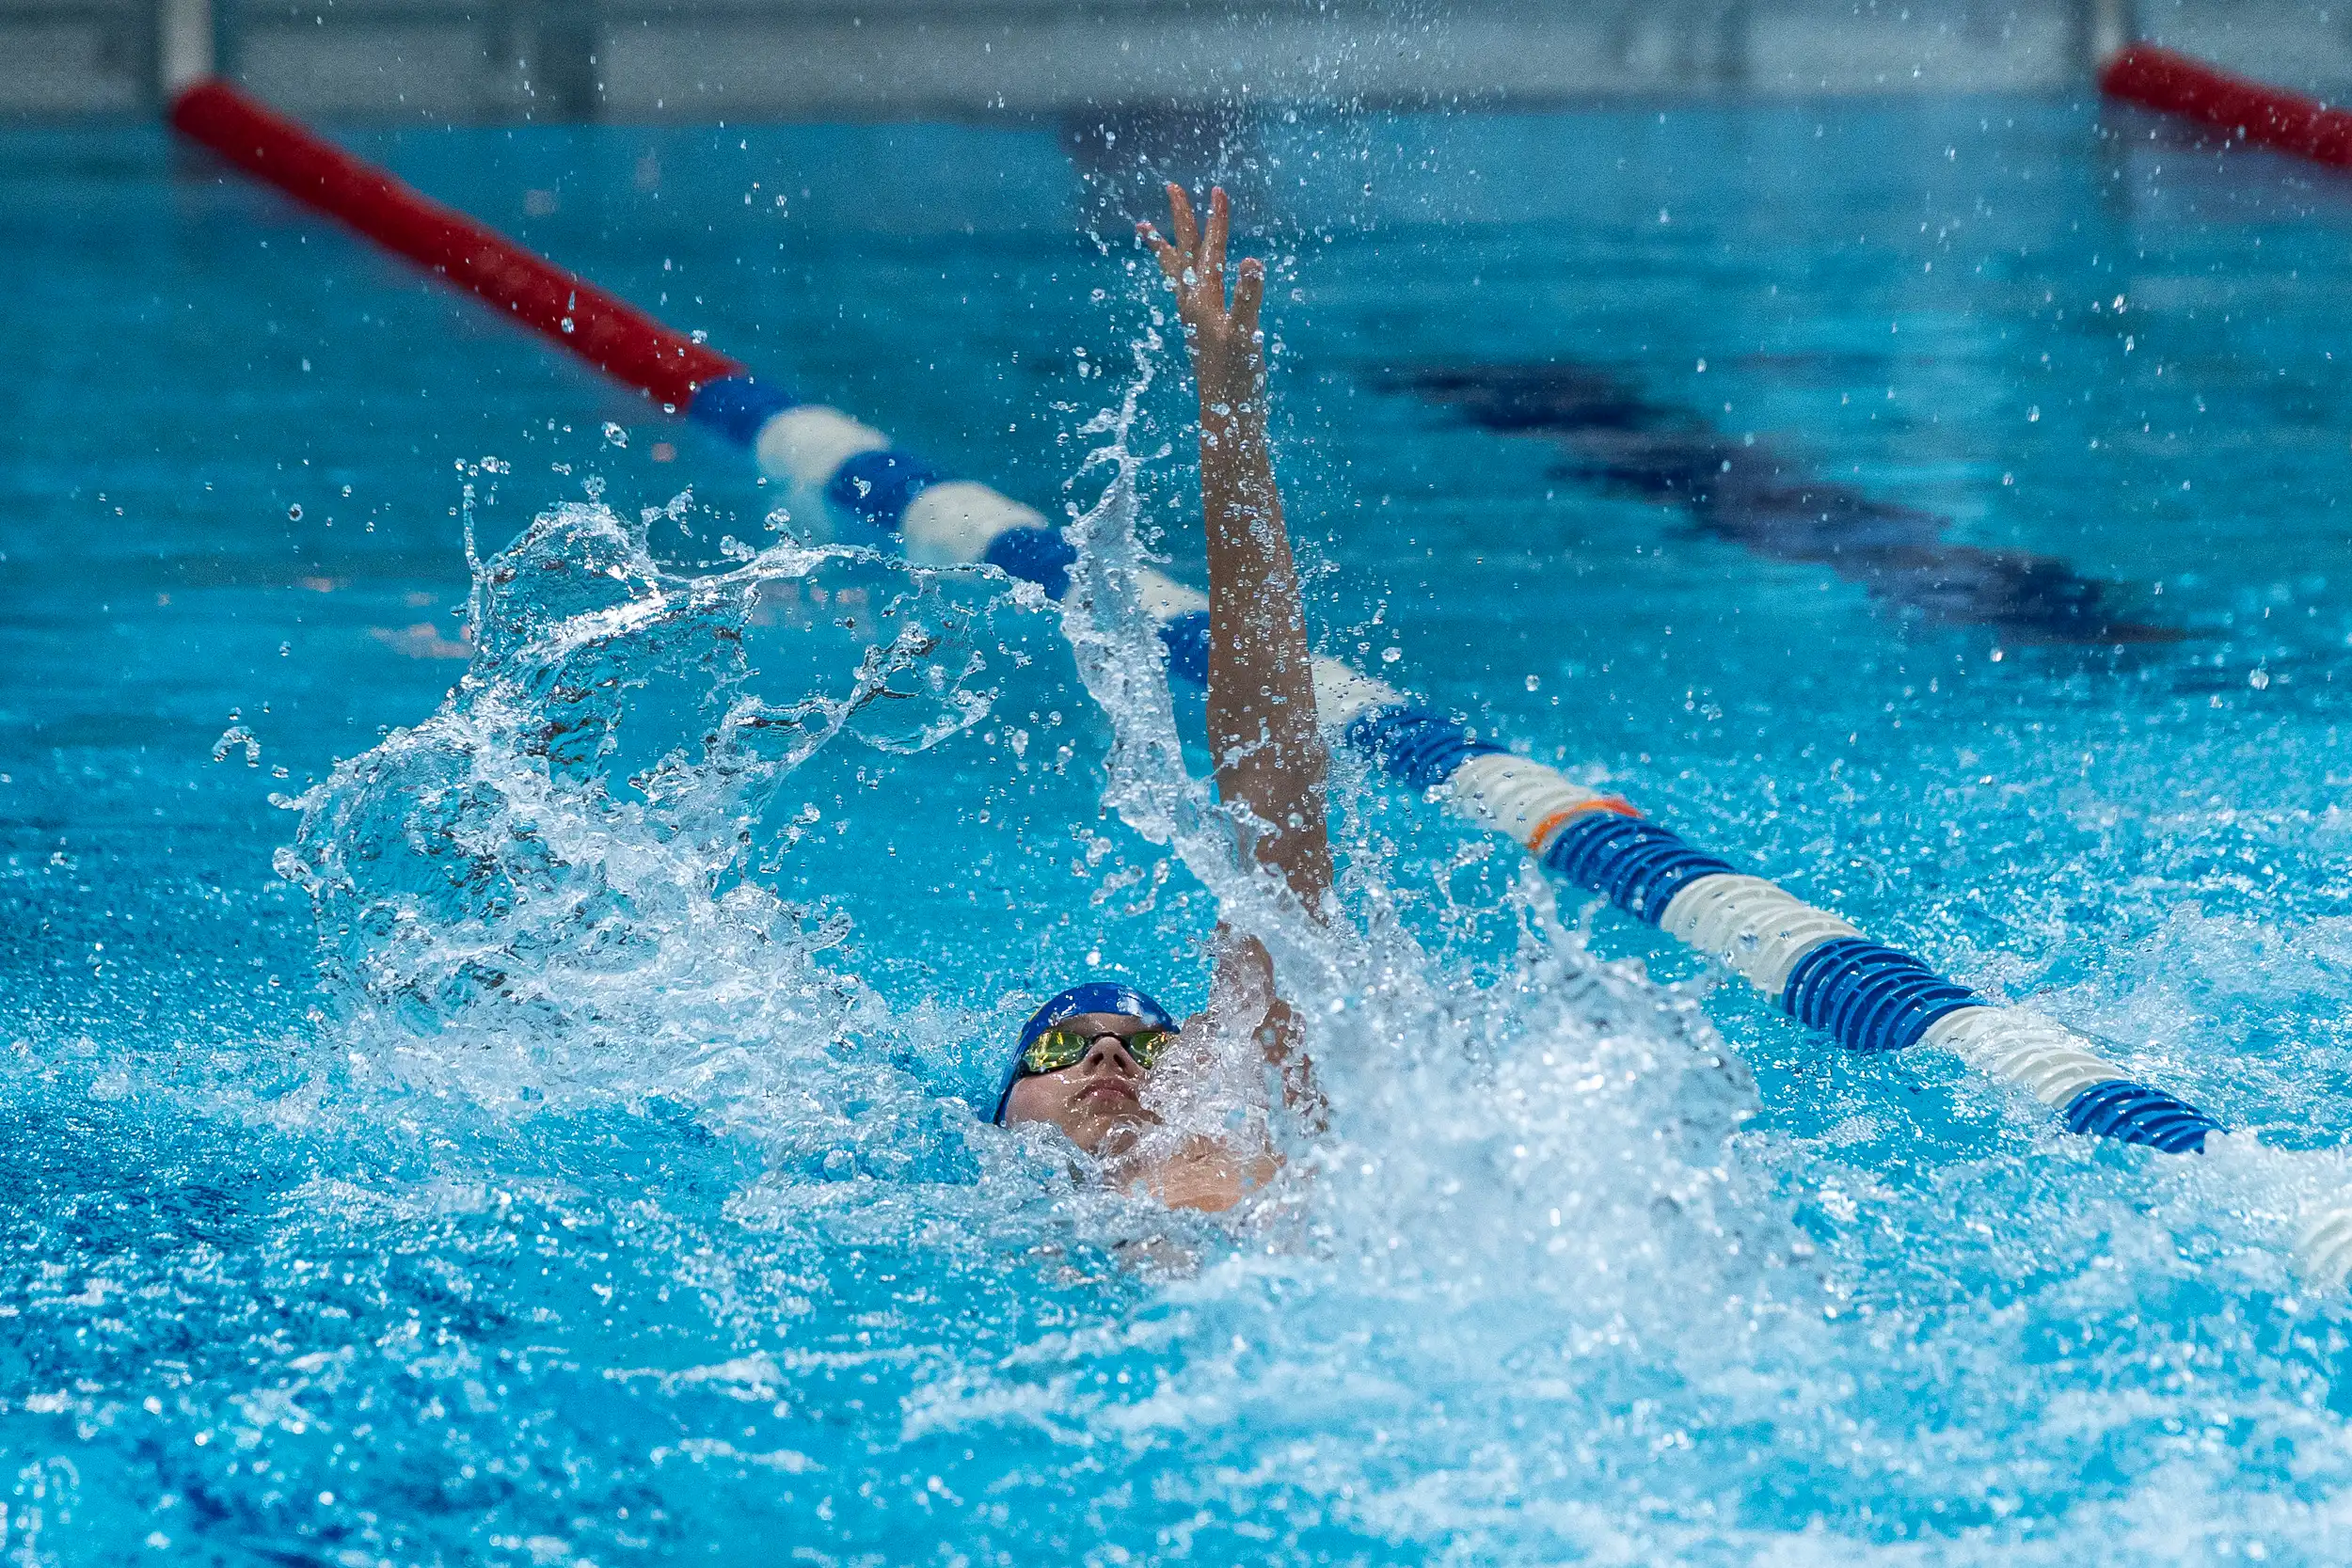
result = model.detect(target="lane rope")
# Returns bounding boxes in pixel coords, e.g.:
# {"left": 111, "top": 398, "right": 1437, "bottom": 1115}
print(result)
{"left": 168, "top": 79, "right": 741, "bottom": 406}
{"left": 2100, "top": 42, "right": 2352, "bottom": 169}
{"left": 170, "top": 78, "right": 2241, "bottom": 1183}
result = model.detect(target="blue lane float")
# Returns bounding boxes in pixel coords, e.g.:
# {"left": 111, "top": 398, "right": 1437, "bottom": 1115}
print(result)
{"left": 1541, "top": 812, "right": 1738, "bottom": 927}
{"left": 1780, "top": 939, "right": 1980, "bottom": 1056}
{"left": 2063, "top": 1081, "right": 2225, "bottom": 1156}
{"left": 677, "top": 372, "right": 2228, "bottom": 1166}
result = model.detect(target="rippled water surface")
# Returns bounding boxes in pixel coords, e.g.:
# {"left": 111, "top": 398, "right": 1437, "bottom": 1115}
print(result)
{"left": 8, "top": 98, "right": 2352, "bottom": 1563}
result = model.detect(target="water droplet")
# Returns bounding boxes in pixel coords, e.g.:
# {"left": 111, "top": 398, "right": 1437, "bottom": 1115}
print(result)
{"left": 2249, "top": 669, "right": 2271, "bottom": 689}
{"left": 1525, "top": 674, "right": 1541, "bottom": 691}
{"left": 1381, "top": 647, "right": 1402, "bottom": 664}
{"left": 212, "top": 724, "right": 261, "bottom": 765}
{"left": 287, "top": 503, "right": 303, "bottom": 521}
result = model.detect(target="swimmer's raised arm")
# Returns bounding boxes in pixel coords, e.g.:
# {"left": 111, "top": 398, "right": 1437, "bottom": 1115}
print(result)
{"left": 989, "top": 187, "right": 1330, "bottom": 1191}
{"left": 1143, "top": 184, "right": 1329, "bottom": 1128}
{"left": 1141, "top": 184, "right": 1335, "bottom": 915}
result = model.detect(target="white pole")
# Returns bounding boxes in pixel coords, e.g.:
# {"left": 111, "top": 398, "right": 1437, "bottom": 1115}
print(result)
{"left": 160, "top": 0, "right": 215, "bottom": 97}
{"left": 2086, "top": 0, "right": 2137, "bottom": 69}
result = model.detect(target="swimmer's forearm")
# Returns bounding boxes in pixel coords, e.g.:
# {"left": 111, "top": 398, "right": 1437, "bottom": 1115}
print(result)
{"left": 1198, "top": 383, "right": 1335, "bottom": 910}
{"left": 1143, "top": 182, "right": 1334, "bottom": 911}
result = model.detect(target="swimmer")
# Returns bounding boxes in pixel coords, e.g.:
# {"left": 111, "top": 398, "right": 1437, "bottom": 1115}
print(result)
{"left": 992, "top": 184, "right": 1331, "bottom": 1212}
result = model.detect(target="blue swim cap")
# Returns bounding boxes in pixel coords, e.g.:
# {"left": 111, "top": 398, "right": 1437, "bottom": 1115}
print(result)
{"left": 992, "top": 981, "right": 1176, "bottom": 1124}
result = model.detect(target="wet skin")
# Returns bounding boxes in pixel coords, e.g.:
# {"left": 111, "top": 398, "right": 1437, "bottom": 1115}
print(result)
{"left": 1003, "top": 1010, "right": 1275, "bottom": 1212}
{"left": 1003, "top": 1013, "right": 1159, "bottom": 1155}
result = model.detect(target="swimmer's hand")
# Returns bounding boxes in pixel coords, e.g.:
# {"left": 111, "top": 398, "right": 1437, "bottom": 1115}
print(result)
{"left": 1122, "top": 1133, "right": 1278, "bottom": 1214}
{"left": 1139, "top": 184, "right": 1266, "bottom": 414}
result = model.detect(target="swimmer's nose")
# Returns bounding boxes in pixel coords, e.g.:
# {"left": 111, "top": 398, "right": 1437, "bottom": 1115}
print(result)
{"left": 1078, "top": 1034, "right": 1143, "bottom": 1076}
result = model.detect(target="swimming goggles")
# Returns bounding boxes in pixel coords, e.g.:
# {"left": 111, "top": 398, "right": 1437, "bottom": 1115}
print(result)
{"left": 1018, "top": 1024, "right": 1174, "bottom": 1077}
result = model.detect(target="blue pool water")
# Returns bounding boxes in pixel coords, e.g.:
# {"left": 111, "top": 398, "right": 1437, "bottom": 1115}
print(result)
{"left": 9, "top": 97, "right": 2352, "bottom": 1562}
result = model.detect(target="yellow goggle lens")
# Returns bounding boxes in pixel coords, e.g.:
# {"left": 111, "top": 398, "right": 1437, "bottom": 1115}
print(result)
{"left": 1021, "top": 1026, "right": 1172, "bottom": 1076}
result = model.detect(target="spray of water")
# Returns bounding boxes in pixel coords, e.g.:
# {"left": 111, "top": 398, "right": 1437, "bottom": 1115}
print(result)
{"left": 218, "top": 319, "right": 2352, "bottom": 1563}
{"left": 236, "top": 305, "right": 1836, "bottom": 1535}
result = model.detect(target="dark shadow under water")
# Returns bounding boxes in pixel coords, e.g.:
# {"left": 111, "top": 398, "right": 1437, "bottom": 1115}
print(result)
{"left": 1391, "top": 360, "right": 2184, "bottom": 648}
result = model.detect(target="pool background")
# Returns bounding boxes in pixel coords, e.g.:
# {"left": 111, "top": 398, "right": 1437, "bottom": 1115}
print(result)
{"left": 8, "top": 97, "right": 2352, "bottom": 1561}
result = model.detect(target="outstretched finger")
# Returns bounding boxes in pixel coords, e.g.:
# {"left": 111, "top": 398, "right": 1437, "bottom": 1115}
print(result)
{"left": 1200, "top": 186, "right": 1231, "bottom": 304}
{"left": 1137, "top": 222, "right": 1184, "bottom": 285}
{"left": 1231, "top": 256, "right": 1266, "bottom": 333}
{"left": 1165, "top": 182, "right": 1200, "bottom": 260}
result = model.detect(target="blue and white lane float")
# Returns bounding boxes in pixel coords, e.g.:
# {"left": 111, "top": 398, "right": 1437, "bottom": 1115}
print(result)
{"left": 691, "top": 383, "right": 2233, "bottom": 1160}
{"left": 176, "top": 78, "right": 2318, "bottom": 1273}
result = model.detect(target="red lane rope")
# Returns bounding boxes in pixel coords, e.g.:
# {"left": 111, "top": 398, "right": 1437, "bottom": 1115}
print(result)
{"left": 168, "top": 79, "right": 743, "bottom": 407}
{"left": 2099, "top": 42, "right": 2352, "bottom": 169}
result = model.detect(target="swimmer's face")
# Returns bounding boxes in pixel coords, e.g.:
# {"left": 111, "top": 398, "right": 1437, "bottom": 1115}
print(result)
{"left": 1003, "top": 1012, "right": 1160, "bottom": 1154}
